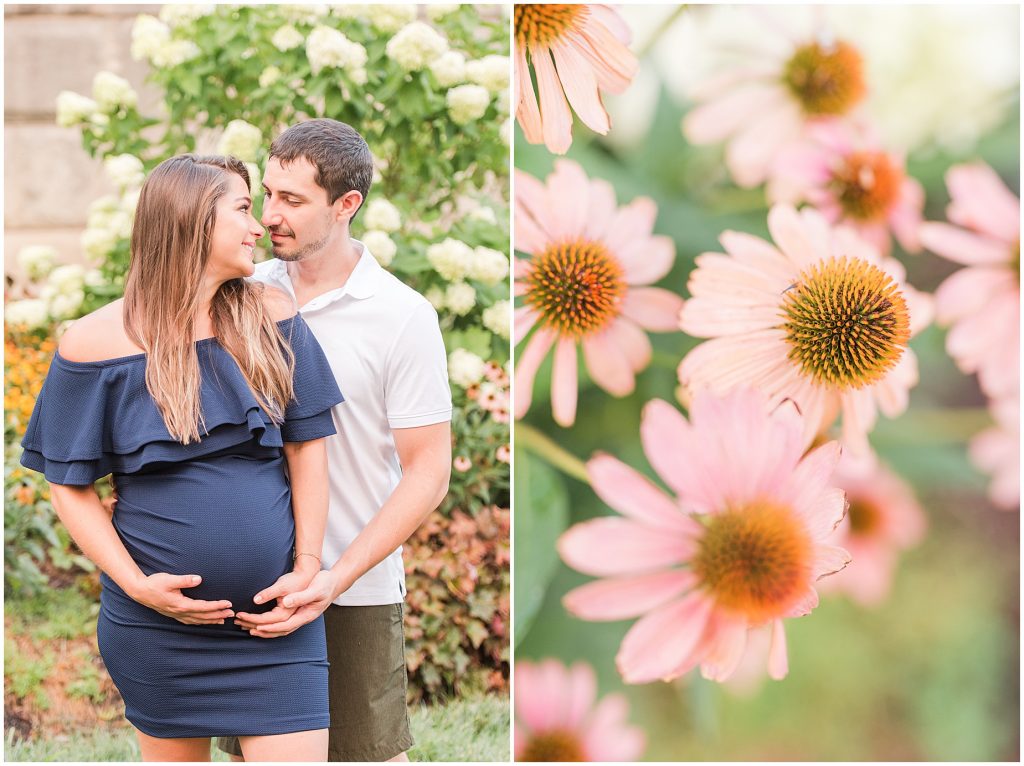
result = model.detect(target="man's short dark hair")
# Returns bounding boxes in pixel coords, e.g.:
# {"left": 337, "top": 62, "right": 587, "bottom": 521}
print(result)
{"left": 269, "top": 118, "right": 374, "bottom": 220}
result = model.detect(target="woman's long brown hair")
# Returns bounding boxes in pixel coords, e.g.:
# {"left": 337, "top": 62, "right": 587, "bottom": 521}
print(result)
{"left": 123, "top": 154, "right": 294, "bottom": 444}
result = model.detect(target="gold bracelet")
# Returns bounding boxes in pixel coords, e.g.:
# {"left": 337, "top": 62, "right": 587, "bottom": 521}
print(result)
{"left": 293, "top": 552, "right": 321, "bottom": 566}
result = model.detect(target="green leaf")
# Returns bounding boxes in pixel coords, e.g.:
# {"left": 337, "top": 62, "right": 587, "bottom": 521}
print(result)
{"left": 512, "top": 450, "right": 569, "bottom": 648}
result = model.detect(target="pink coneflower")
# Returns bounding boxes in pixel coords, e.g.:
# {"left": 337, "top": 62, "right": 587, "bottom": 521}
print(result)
{"left": 454, "top": 456, "right": 472, "bottom": 472}
{"left": 769, "top": 120, "right": 924, "bottom": 256}
{"left": 818, "top": 451, "right": 926, "bottom": 605}
{"left": 559, "top": 388, "right": 850, "bottom": 684}
{"left": 515, "top": 659, "right": 645, "bottom": 761}
{"left": 497, "top": 444, "right": 511, "bottom": 463}
{"left": 515, "top": 160, "right": 684, "bottom": 427}
{"left": 919, "top": 162, "right": 1020, "bottom": 400}
{"left": 678, "top": 204, "right": 933, "bottom": 454}
{"left": 515, "top": 4, "right": 639, "bottom": 154}
{"left": 969, "top": 395, "right": 1019, "bottom": 511}
{"left": 683, "top": 23, "right": 868, "bottom": 187}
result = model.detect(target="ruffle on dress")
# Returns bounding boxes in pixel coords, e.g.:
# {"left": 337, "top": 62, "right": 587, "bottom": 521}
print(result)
{"left": 21, "top": 315, "right": 344, "bottom": 485}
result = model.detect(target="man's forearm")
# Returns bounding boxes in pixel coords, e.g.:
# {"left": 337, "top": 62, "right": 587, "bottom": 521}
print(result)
{"left": 327, "top": 462, "right": 448, "bottom": 598}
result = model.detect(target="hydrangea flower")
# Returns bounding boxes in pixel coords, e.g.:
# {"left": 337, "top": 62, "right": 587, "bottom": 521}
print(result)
{"left": 514, "top": 4, "right": 638, "bottom": 154}
{"left": 386, "top": 21, "right": 448, "bottom": 71}
{"left": 515, "top": 160, "right": 684, "bottom": 426}
{"left": 446, "top": 84, "right": 491, "bottom": 125}
{"left": 361, "top": 230, "right": 397, "bottom": 267}
{"left": 559, "top": 388, "right": 850, "bottom": 684}
{"left": 91, "top": 71, "right": 137, "bottom": 111}
{"left": 919, "top": 162, "right": 1020, "bottom": 400}
{"left": 515, "top": 659, "right": 645, "bottom": 761}
{"left": 216, "top": 120, "right": 263, "bottom": 163}
{"left": 679, "top": 204, "right": 933, "bottom": 454}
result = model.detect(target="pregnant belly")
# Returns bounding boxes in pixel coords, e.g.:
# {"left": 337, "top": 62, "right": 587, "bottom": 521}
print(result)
{"left": 112, "top": 453, "right": 295, "bottom": 612}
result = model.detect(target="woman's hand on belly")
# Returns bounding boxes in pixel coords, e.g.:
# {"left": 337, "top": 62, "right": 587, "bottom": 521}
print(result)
{"left": 126, "top": 572, "right": 235, "bottom": 625}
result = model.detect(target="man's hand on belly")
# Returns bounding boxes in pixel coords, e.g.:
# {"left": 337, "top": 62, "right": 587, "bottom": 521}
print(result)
{"left": 233, "top": 564, "right": 324, "bottom": 636}
{"left": 234, "top": 569, "right": 340, "bottom": 638}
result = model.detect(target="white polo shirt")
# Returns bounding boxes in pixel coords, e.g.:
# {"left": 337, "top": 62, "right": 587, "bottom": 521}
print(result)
{"left": 253, "top": 240, "right": 452, "bottom": 606}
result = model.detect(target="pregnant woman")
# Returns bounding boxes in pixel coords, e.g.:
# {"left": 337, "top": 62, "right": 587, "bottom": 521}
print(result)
{"left": 19, "top": 154, "right": 340, "bottom": 761}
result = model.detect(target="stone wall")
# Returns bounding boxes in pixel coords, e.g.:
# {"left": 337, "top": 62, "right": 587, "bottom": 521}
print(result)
{"left": 5, "top": 4, "right": 160, "bottom": 280}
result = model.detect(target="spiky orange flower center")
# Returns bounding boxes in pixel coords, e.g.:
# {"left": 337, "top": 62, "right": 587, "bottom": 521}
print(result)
{"left": 525, "top": 240, "right": 625, "bottom": 337}
{"left": 694, "top": 503, "right": 812, "bottom": 624}
{"left": 781, "top": 257, "right": 910, "bottom": 389}
{"left": 847, "top": 498, "right": 882, "bottom": 535}
{"left": 831, "top": 151, "right": 902, "bottom": 221}
{"left": 783, "top": 40, "right": 866, "bottom": 116}
{"left": 519, "top": 730, "right": 586, "bottom": 762}
{"left": 515, "top": 4, "right": 587, "bottom": 48}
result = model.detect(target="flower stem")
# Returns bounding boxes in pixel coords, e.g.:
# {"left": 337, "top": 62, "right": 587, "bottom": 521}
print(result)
{"left": 637, "top": 5, "right": 691, "bottom": 59}
{"left": 516, "top": 423, "right": 590, "bottom": 484}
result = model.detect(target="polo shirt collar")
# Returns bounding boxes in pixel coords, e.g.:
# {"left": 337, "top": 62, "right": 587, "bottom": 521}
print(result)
{"left": 266, "top": 238, "right": 381, "bottom": 302}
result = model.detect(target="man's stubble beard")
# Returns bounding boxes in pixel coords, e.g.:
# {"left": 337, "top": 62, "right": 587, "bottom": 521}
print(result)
{"left": 271, "top": 229, "right": 332, "bottom": 262}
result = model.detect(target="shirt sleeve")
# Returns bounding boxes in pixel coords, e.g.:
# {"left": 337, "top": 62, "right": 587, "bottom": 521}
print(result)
{"left": 280, "top": 314, "right": 345, "bottom": 443}
{"left": 383, "top": 301, "right": 453, "bottom": 429}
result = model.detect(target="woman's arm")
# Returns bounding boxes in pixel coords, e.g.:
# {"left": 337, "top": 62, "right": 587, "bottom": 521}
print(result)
{"left": 233, "top": 438, "right": 329, "bottom": 631}
{"left": 50, "top": 484, "right": 235, "bottom": 624}
{"left": 282, "top": 437, "right": 330, "bottom": 582}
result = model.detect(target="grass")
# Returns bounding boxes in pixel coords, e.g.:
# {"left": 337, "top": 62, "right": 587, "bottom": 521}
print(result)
{"left": 3, "top": 693, "right": 509, "bottom": 762}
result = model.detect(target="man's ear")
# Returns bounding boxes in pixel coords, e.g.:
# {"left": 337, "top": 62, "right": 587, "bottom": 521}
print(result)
{"left": 334, "top": 190, "right": 364, "bottom": 222}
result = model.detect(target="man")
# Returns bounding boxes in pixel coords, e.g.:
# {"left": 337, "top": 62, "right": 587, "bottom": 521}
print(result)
{"left": 220, "top": 118, "right": 453, "bottom": 762}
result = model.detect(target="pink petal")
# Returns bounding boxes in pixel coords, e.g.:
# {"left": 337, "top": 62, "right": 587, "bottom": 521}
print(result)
{"left": 602, "top": 197, "right": 657, "bottom": 254}
{"left": 640, "top": 398, "right": 697, "bottom": 496}
{"left": 784, "top": 586, "right": 820, "bottom": 617}
{"left": 767, "top": 204, "right": 830, "bottom": 270}
{"left": 813, "top": 544, "right": 852, "bottom": 579}
{"left": 618, "top": 235, "right": 676, "bottom": 286}
{"left": 767, "top": 619, "right": 788, "bottom": 680}
{"left": 607, "top": 317, "right": 652, "bottom": 372}
{"left": 551, "top": 336, "right": 579, "bottom": 426}
{"left": 558, "top": 517, "right": 694, "bottom": 577}
{"left": 616, "top": 593, "right": 714, "bottom": 684}
{"left": 563, "top": 570, "right": 698, "bottom": 621}
{"left": 581, "top": 694, "right": 646, "bottom": 761}
{"left": 919, "top": 222, "right": 1011, "bottom": 266}
{"left": 515, "top": 45, "right": 544, "bottom": 145}
{"left": 582, "top": 331, "right": 635, "bottom": 396}
{"left": 699, "top": 612, "right": 748, "bottom": 682}
{"left": 514, "top": 328, "right": 556, "bottom": 418}
{"left": 544, "top": 159, "right": 592, "bottom": 241}
{"left": 550, "top": 39, "right": 611, "bottom": 134}
{"left": 586, "top": 452, "right": 700, "bottom": 533}
{"left": 726, "top": 99, "right": 802, "bottom": 187}
{"left": 619, "top": 288, "right": 685, "bottom": 331}
{"left": 532, "top": 45, "right": 573, "bottom": 155}
{"left": 889, "top": 177, "right": 924, "bottom": 253}
{"left": 514, "top": 306, "right": 539, "bottom": 344}
{"left": 570, "top": 15, "right": 638, "bottom": 94}
{"left": 684, "top": 83, "right": 784, "bottom": 144}
{"left": 946, "top": 162, "right": 1020, "bottom": 242}
{"left": 564, "top": 662, "right": 597, "bottom": 730}
{"left": 583, "top": 178, "right": 618, "bottom": 242}
{"left": 516, "top": 659, "right": 568, "bottom": 731}
{"left": 934, "top": 266, "right": 1014, "bottom": 325}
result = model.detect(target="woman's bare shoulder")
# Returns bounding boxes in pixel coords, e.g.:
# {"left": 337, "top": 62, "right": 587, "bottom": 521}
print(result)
{"left": 259, "top": 285, "right": 298, "bottom": 323}
{"left": 57, "top": 299, "right": 143, "bottom": 362}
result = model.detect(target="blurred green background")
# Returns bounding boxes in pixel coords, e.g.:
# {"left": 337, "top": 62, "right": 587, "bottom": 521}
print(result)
{"left": 513, "top": 5, "right": 1019, "bottom": 761}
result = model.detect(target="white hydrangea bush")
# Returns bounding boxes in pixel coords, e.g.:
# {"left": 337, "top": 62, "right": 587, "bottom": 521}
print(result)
{"left": 29, "top": 3, "right": 510, "bottom": 391}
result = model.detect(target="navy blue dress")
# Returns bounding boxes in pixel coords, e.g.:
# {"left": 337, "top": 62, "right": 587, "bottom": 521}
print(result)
{"left": 20, "top": 315, "right": 342, "bottom": 739}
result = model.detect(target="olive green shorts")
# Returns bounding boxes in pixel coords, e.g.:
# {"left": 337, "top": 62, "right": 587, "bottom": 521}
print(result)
{"left": 217, "top": 603, "right": 413, "bottom": 761}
